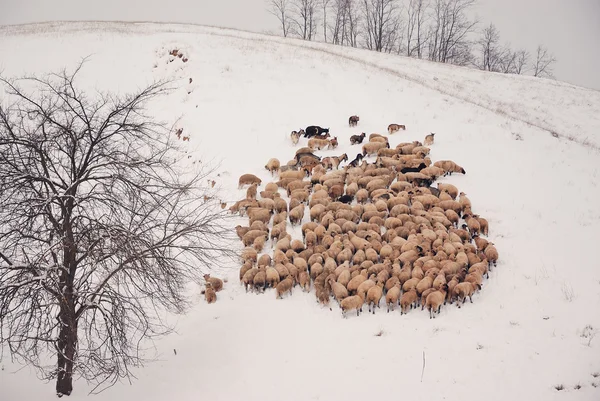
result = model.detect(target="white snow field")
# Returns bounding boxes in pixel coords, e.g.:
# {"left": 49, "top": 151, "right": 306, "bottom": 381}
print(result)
{"left": 1, "top": 21, "right": 600, "bottom": 401}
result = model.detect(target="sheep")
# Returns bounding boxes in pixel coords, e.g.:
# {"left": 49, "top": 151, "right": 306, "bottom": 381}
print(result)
{"left": 290, "top": 130, "right": 300, "bottom": 145}
{"left": 289, "top": 204, "right": 305, "bottom": 226}
{"left": 366, "top": 282, "right": 384, "bottom": 313}
{"left": 308, "top": 138, "right": 331, "bottom": 150}
{"left": 425, "top": 284, "right": 448, "bottom": 319}
{"left": 299, "top": 271, "right": 311, "bottom": 292}
{"left": 349, "top": 115, "right": 360, "bottom": 127}
{"left": 458, "top": 192, "right": 472, "bottom": 210}
{"left": 437, "top": 183, "right": 459, "bottom": 199}
{"left": 275, "top": 277, "right": 294, "bottom": 299}
{"left": 400, "top": 288, "right": 418, "bottom": 315}
{"left": 246, "top": 183, "right": 258, "bottom": 200}
{"left": 350, "top": 132, "right": 366, "bottom": 144}
{"left": 253, "top": 270, "right": 267, "bottom": 292}
{"left": 453, "top": 282, "right": 479, "bottom": 307}
{"left": 388, "top": 123, "right": 406, "bottom": 134}
{"left": 204, "top": 282, "right": 217, "bottom": 304}
{"left": 348, "top": 153, "right": 364, "bottom": 167}
{"left": 328, "top": 137, "right": 339, "bottom": 149}
{"left": 241, "top": 247, "right": 258, "bottom": 265}
{"left": 280, "top": 170, "right": 307, "bottom": 181}
{"left": 265, "top": 158, "right": 281, "bottom": 176}
{"left": 253, "top": 236, "right": 266, "bottom": 252}
{"left": 241, "top": 268, "right": 258, "bottom": 292}
{"left": 304, "top": 125, "right": 329, "bottom": 138}
{"left": 328, "top": 277, "right": 349, "bottom": 304}
{"left": 257, "top": 254, "right": 272, "bottom": 269}
{"left": 242, "top": 229, "right": 268, "bottom": 247}
{"left": 266, "top": 266, "right": 281, "bottom": 288}
{"left": 235, "top": 225, "right": 251, "bottom": 240}
{"left": 238, "top": 174, "right": 262, "bottom": 189}
{"left": 474, "top": 214, "right": 489, "bottom": 235}
{"left": 484, "top": 243, "right": 499, "bottom": 266}
{"left": 424, "top": 133, "right": 435, "bottom": 146}
{"left": 347, "top": 274, "right": 367, "bottom": 294}
{"left": 357, "top": 275, "right": 377, "bottom": 299}
{"left": 239, "top": 261, "right": 253, "bottom": 282}
{"left": 433, "top": 160, "right": 466, "bottom": 175}
{"left": 362, "top": 141, "right": 390, "bottom": 157}
{"left": 386, "top": 282, "right": 402, "bottom": 312}
{"left": 340, "top": 293, "right": 364, "bottom": 317}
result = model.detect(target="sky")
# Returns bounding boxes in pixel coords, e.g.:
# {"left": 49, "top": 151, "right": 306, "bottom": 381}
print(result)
{"left": 1, "top": 0, "right": 599, "bottom": 91}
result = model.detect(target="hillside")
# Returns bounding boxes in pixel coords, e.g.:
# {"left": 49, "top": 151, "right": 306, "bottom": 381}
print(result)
{"left": 0, "top": 21, "right": 599, "bottom": 401}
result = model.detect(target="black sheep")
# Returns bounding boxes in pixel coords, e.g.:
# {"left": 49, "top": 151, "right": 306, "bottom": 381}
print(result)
{"left": 337, "top": 194, "right": 354, "bottom": 204}
{"left": 399, "top": 163, "right": 427, "bottom": 174}
{"left": 350, "top": 132, "right": 366, "bottom": 145}
{"left": 348, "top": 153, "right": 364, "bottom": 167}
{"left": 304, "top": 125, "right": 329, "bottom": 138}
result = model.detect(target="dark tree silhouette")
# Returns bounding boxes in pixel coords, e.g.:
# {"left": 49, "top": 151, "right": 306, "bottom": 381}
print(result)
{"left": 0, "top": 63, "right": 233, "bottom": 397}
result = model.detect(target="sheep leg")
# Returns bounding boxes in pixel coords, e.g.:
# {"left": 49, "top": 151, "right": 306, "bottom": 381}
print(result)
{"left": 469, "top": 295, "right": 473, "bottom": 303}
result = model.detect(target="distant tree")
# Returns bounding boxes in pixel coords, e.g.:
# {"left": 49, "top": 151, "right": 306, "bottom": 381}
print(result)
{"left": 268, "top": 0, "right": 294, "bottom": 37}
{"left": 362, "top": 0, "right": 400, "bottom": 52}
{"left": 321, "top": 0, "right": 332, "bottom": 42}
{"left": 532, "top": 44, "right": 556, "bottom": 78}
{"left": 476, "top": 23, "right": 505, "bottom": 72}
{"left": 292, "top": 0, "right": 320, "bottom": 40}
{"left": 427, "top": 0, "right": 478, "bottom": 65}
{"left": 513, "top": 49, "right": 529, "bottom": 74}
{"left": 406, "top": 0, "right": 428, "bottom": 57}
{"left": 330, "top": 0, "right": 361, "bottom": 47}
{"left": 0, "top": 64, "right": 233, "bottom": 396}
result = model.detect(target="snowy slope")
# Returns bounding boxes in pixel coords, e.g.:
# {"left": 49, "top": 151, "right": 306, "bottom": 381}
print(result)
{"left": 1, "top": 21, "right": 599, "bottom": 401}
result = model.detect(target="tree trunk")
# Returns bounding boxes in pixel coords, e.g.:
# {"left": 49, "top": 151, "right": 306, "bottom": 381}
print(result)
{"left": 56, "top": 291, "right": 77, "bottom": 397}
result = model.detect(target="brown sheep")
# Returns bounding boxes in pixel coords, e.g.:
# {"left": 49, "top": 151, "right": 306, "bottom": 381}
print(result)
{"left": 238, "top": 173, "right": 262, "bottom": 188}
{"left": 386, "top": 283, "right": 402, "bottom": 312}
{"left": 425, "top": 284, "right": 448, "bottom": 319}
{"left": 453, "top": 282, "right": 480, "bottom": 307}
{"left": 400, "top": 288, "right": 418, "bottom": 315}
{"left": 204, "top": 282, "right": 217, "bottom": 304}
{"left": 433, "top": 160, "right": 466, "bottom": 175}
{"left": 246, "top": 183, "right": 258, "bottom": 200}
{"left": 366, "top": 282, "right": 384, "bottom": 314}
{"left": 362, "top": 141, "right": 390, "bottom": 157}
{"left": 484, "top": 243, "right": 499, "bottom": 266}
{"left": 275, "top": 277, "right": 294, "bottom": 299}
{"left": 340, "top": 293, "right": 365, "bottom": 317}
{"left": 349, "top": 115, "right": 360, "bottom": 127}
{"left": 253, "top": 270, "right": 266, "bottom": 292}
{"left": 290, "top": 130, "right": 300, "bottom": 145}
{"left": 388, "top": 124, "right": 406, "bottom": 134}
{"left": 424, "top": 133, "right": 435, "bottom": 146}
{"left": 265, "top": 158, "right": 281, "bottom": 176}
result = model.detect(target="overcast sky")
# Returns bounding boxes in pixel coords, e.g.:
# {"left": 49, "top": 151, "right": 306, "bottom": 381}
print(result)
{"left": 2, "top": 0, "right": 599, "bottom": 90}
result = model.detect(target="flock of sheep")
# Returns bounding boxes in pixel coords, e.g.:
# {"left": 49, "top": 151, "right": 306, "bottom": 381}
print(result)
{"left": 220, "top": 115, "right": 499, "bottom": 319}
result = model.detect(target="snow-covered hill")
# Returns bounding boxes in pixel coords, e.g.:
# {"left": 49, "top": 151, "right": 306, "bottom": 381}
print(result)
{"left": 1, "top": 21, "right": 599, "bottom": 401}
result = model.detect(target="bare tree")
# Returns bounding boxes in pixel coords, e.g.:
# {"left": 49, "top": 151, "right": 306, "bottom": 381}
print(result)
{"left": 513, "top": 49, "right": 529, "bottom": 74}
{"left": 406, "top": 0, "right": 428, "bottom": 57}
{"left": 476, "top": 23, "right": 504, "bottom": 72}
{"left": 0, "top": 64, "right": 233, "bottom": 396}
{"left": 292, "top": 0, "right": 320, "bottom": 40}
{"left": 268, "top": 0, "right": 294, "bottom": 37}
{"left": 532, "top": 44, "right": 556, "bottom": 78}
{"left": 362, "top": 0, "right": 400, "bottom": 52}
{"left": 321, "top": 0, "right": 332, "bottom": 42}
{"left": 428, "top": 0, "right": 478, "bottom": 65}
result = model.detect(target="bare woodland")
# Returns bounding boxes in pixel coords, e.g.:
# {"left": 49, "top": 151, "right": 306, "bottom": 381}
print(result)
{"left": 267, "top": 0, "right": 556, "bottom": 77}
{"left": 0, "top": 64, "right": 234, "bottom": 396}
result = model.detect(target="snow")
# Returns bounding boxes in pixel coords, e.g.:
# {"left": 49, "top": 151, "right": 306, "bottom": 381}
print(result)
{"left": 1, "top": 21, "right": 600, "bottom": 401}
